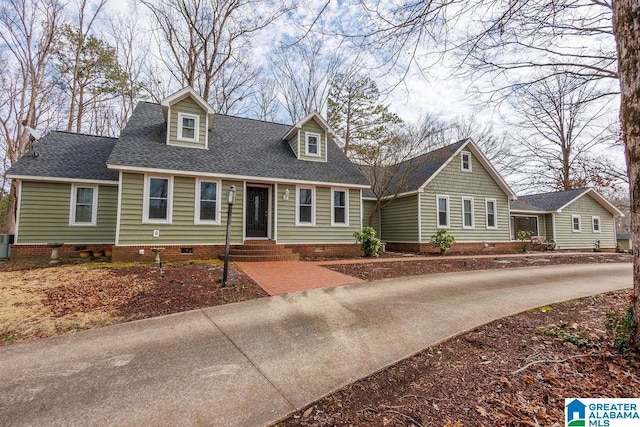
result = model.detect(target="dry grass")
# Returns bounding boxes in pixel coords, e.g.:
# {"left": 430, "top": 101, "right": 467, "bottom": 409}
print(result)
{"left": 0, "top": 266, "right": 123, "bottom": 344}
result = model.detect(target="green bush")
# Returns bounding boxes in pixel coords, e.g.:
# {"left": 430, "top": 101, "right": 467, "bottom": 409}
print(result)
{"left": 430, "top": 229, "right": 456, "bottom": 254}
{"left": 353, "top": 226, "right": 382, "bottom": 257}
{"left": 606, "top": 304, "right": 635, "bottom": 355}
{"left": 516, "top": 230, "right": 532, "bottom": 252}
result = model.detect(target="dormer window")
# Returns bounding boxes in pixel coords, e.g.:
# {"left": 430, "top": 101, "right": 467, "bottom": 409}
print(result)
{"left": 461, "top": 151, "right": 472, "bottom": 171}
{"left": 178, "top": 113, "right": 199, "bottom": 142}
{"left": 305, "top": 133, "right": 321, "bottom": 156}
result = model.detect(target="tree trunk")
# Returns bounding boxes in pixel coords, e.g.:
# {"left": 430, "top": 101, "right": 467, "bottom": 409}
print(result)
{"left": 612, "top": 0, "right": 640, "bottom": 350}
{"left": 2, "top": 182, "right": 18, "bottom": 234}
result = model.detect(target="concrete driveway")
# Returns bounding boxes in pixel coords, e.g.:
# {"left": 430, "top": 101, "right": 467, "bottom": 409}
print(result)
{"left": 0, "top": 263, "right": 631, "bottom": 426}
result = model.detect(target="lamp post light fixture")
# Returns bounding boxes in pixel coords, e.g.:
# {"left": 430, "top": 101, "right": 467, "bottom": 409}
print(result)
{"left": 222, "top": 185, "right": 236, "bottom": 287}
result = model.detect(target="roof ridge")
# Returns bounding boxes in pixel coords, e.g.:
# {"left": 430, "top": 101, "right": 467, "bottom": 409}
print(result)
{"left": 139, "top": 100, "right": 292, "bottom": 127}
{"left": 48, "top": 130, "right": 119, "bottom": 140}
{"left": 520, "top": 187, "right": 590, "bottom": 198}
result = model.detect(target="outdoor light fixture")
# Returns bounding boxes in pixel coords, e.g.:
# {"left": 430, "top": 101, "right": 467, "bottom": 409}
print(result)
{"left": 227, "top": 186, "right": 236, "bottom": 205}
{"left": 222, "top": 185, "right": 236, "bottom": 287}
{"left": 283, "top": 188, "right": 289, "bottom": 201}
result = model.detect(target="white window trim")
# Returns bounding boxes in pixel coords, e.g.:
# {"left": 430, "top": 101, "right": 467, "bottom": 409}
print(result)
{"left": 177, "top": 112, "right": 199, "bottom": 143}
{"left": 143, "top": 175, "right": 173, "bottom": 224}
{"left": 295, "top": 186, "right": 315, "bottom": 226}
{"left": 461, "top": 151, "right": 472, "bottom": 171}
{"left": 572, "top": 214, "right": 581, "bottom": 232}
{"left": 331, "top": 188, "right": 349, "bottom": 227}
{"left": 194, "top": 178, "right": 222, "bottom": 225}
{"left": 462, "top": 196, "right": 475, "bottom": 229}
{"left": 436, "top": 194, "right": 450, "bottom": 228}
{"left": 485, "top": 198, "right": 498, "bottom": 229}
{"left": 592, "top": 216, "right": 601, "bottom": 233}
{"left": 69, "top": 184, "right": 98, "bottom": 226}
{"left": 305, "top": 132, "right": 321, "bottom": 157}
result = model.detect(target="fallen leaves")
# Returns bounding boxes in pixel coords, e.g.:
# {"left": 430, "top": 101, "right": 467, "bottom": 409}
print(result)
{"left": 280, "top": 289, "right": 638, "bottom": 427}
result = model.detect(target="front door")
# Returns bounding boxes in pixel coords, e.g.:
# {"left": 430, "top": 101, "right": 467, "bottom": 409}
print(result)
{"left": 246, "top": 186, "right": 269, "bottom": 238}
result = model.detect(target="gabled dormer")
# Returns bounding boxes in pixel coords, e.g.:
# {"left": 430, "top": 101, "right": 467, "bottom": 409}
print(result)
{"left": 160, "top": 87, "right": 215, "bottom": 149}
{"left": 283, "top": 112, "right": 335, "bottom": 162}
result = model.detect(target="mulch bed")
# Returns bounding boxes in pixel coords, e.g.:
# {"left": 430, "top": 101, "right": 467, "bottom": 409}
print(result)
{"left": 43, "top": 262, "right": 267, "bottom": 321}
{"left": 278, "top": 289, "right": 639, "bottom": 426}
{"left": 325, "top": 253, "right": 633, "bottom": 281}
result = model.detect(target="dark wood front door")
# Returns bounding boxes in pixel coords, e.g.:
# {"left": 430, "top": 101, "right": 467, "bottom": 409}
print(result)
{"left": 246, "top": 186, "right": 269, "bottom": 238}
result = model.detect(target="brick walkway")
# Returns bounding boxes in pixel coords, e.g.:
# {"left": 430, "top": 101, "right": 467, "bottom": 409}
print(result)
{"left": 236, "top": 261, "right": 365, "bottom": 295}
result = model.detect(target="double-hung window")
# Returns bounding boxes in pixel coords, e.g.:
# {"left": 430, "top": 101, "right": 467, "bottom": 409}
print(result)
{"left": 572, "top": 215, "right": 581, "bottom": 232}
{"left": 485, "top": 199, "right": 497, "bottom": 228}
{"left": 70, "top": 185, "right": 97, "bottom": 226}
{"left": 462, "top": 197, "right": 474, "bottom": 228}
{"left": 332, "top": 189, "right": 348, "bottom": 226}
{"left": 305, "top": 133, "right": 320, "bottom": 156}
{"left": 592, "top": 216, "right": 601, "bottom": 233}
{"left": 461, "top": 151, "right": 472, "bottom": 171}
{"left": 437, "top": 195, "right": 450, "bottom": 228}
{"left": 196, "top": 179, "right": 220, "bottom": 224}
{"left": 177, "top": 113, "right": 199, "bottom": 142}
{"left": 145, "top": 176, "right": 172, "bottom": 223}
{"left": 296, "top": 187, "right": 314, "bottom": 225}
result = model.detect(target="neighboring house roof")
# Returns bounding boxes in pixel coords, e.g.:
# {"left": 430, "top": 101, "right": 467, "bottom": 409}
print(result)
{"left": 510, "top": 187, "right": 624, "bottom": 216}
{"left": 616, "top": 233, "right": 631, "bottom": 240}
{"left": 107, "top": 102, "right": 369, "bottom": 187}
{"left": 6, "top": 131, "right": 118, "bottom": 183}
{"left": 362, "top": 139, "right": 516, "bottom": 200}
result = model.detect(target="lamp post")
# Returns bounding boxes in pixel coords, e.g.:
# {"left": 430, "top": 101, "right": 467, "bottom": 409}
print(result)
{"left": 222, "top": 185, "right": 236, "bottom": 287}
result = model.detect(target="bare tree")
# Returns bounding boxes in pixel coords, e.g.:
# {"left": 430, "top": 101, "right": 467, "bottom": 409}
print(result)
{"left": 56, "top": 0, "right": 109, "bottom": 133}
{"left": 271, "top": 36, "right": 345, "bottom": 122}
{"left": 354, "top": 118, "right": 448, "bottom": 226}
{"left": 507, "top": 73, "right": 621, "bottom": 193}
{"left": 248, "top": 77, "right": 280, "bottom": 122}
{"left": 108, "top": 8, "right": 150, "bottom": 133}
{"left": 142, "top": 0, "right": 290, "bottom": 110}
{"left": 0, "top": 0, "right": 65, "bottom": 233}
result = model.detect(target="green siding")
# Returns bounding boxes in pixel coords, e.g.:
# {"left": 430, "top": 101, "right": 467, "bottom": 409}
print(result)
{"left": 298, "top": 119, "right": 327, "bottom": 162}
{"left": 544, "top": 214, "right": 554, "bottom": 240}
{"left": 362, "top": 199, "right": 381, "bottom": 235}
{"left": 168, "top": 97, "right": 207, "bottom": 148}
{"left": 554, "top": 194, "right": 616, "bottom": 249}
{"left": 380, "top": 195, "right": 419, "bottom": 242}
{"left": 118, "top": 173, "right": 244, "bottom": 245}
{"left": 286, "top": 130, "right": 299, "bottom": 157}
{"left": 277, "top": 185, "right": 361, "bottom": 243}
{"left": 420, "top": 150, "right": 511, "bottom": 242}
{"left": 17, "top": 181, "right": 117, "bottom": 244}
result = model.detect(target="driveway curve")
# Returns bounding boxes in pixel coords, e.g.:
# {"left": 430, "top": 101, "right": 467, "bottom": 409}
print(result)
{"left": 0, "top": 263, "right": 631, "bottom": 426}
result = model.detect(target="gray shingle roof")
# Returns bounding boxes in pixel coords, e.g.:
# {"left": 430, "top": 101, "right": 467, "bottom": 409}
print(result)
{"left": 617, "top": 233, "right": 631, "bottom": 240}
{"left": 510, "top": 188, "right": 590, "bottom": 212}
{"left": 7, "top": 131, "right": 118, "bottom": 182}
{"left": 363, "top": 139, "right": 468, "bottom": 198}
{"left": 107, "top": 102, "right": 369, "bottom": 186}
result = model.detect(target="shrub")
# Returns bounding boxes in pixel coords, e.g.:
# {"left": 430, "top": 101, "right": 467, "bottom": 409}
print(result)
{"left": 353, "top": 226, "right": 382, "bottom": 257}
{"left": 516, "top": 230, "right": 532, "bottom": 252}
{"left": 430, "top": 229, "right": 456, "bottom": 255}
{"left": 606, "top": 304, "right": 635, "bottom": 355}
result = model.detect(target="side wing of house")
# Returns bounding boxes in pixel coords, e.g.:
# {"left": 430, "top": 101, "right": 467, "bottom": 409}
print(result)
{"left": 420, "top": 149, "right": 512, "bottom": 243}
{"left": 379, "top": 195, "right": 420, "bottom": 243}
{"left": 362, "top": 199, "right": 381, "bottom": 234}
{"left": 554, "top": 193, "right": 616, "bottom": 249}
{"left": 16, "top": 180, "right": 117, "bottom": 244}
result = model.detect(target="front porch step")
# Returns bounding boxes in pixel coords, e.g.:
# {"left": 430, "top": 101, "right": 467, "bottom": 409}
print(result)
{"left": 219, "top": 241, "right": 300, "bottom": 262}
